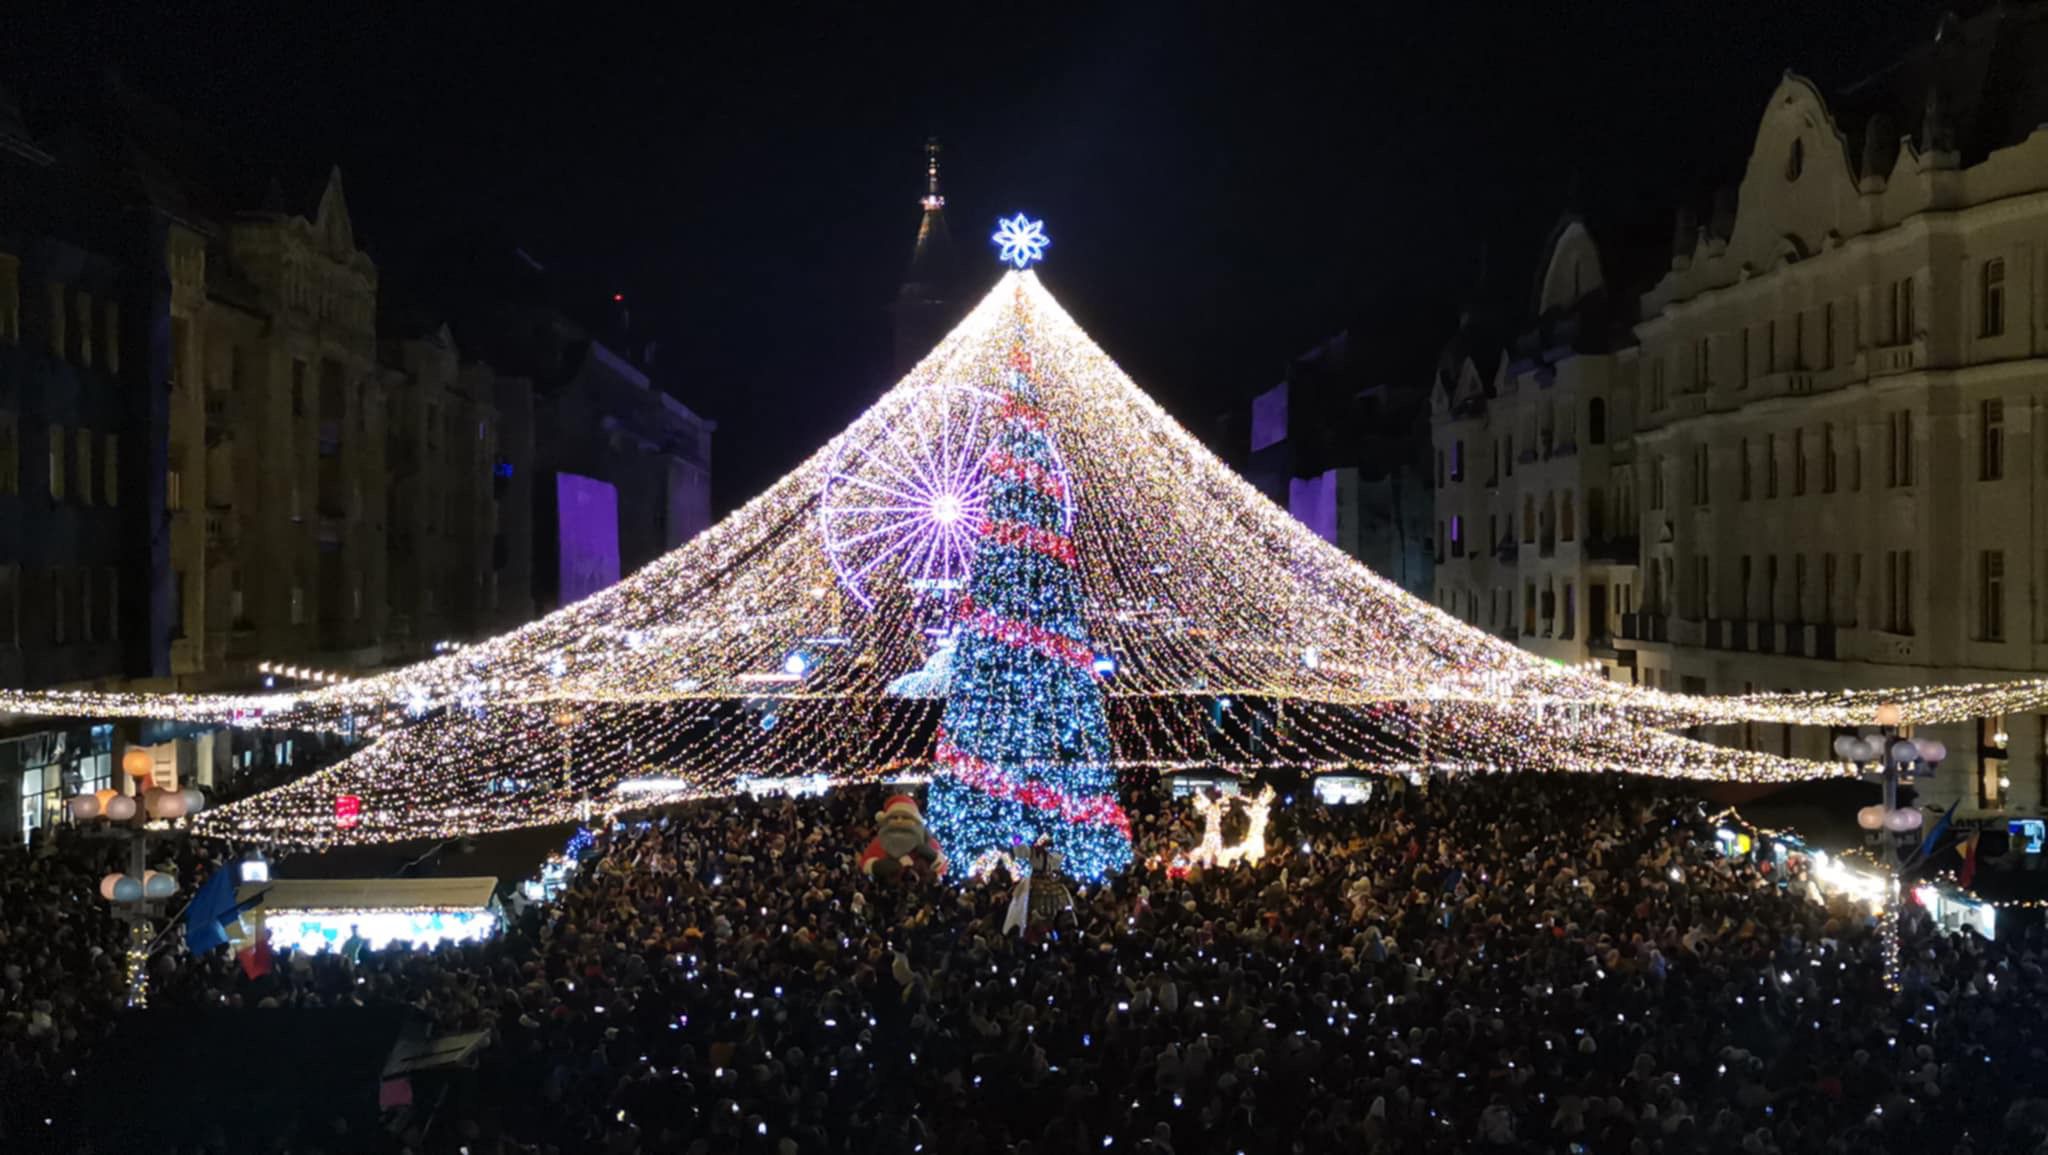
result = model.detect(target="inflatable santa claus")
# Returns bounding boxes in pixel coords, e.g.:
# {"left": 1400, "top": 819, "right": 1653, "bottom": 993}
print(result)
{"left": 859, "top": 794, "right": 948, "bottom": 880}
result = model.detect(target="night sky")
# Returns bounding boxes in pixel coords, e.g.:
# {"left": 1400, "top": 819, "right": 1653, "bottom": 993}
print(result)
{"left": 5, "top": 2, "right": 1944, "bottom": 512}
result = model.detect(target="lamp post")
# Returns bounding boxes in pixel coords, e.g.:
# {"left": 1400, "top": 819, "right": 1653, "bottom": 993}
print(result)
{"left": 66, "top": 748, "right": 208, "bottom": 1007}
{"left": 1833, "top": 703, "right": 1947, "bottom": 993}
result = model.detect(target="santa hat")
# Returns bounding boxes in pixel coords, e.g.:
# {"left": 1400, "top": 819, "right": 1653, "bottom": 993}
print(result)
{"left": 879, "top": 795, "right": 921, "bottom": 820}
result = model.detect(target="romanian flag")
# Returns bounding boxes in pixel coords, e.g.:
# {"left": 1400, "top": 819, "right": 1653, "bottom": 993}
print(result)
{"left": 1959, "top": 830, "right": 1983, "bottom": 889}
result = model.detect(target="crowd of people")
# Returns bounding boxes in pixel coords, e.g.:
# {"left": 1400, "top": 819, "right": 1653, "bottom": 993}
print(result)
{"left": 6, "top": 773, "right": 2048, "bottom": 1154}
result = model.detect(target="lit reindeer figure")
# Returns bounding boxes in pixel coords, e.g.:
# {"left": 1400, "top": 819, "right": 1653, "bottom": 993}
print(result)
{"left": 1188, "top": 786, "right": 1276, "bottom": 869}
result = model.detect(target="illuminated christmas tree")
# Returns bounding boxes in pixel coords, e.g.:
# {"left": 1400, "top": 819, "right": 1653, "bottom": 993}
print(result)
{"left": 925, "top": 218, "right": 1130, "bottom": 879}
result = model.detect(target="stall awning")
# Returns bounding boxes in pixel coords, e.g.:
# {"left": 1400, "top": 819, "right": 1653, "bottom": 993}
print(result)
{"left": 239, "top": 876, "right": 500, "bottom": 912}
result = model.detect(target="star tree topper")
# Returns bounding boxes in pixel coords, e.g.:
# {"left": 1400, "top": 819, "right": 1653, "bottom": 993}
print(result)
{"left": 992, "top": 213, "right": 1050, "bottom": 269}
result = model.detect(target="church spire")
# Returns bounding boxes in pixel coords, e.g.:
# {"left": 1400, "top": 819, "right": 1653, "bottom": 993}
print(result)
{"left": 921, "top": 137, "right": 944, "bottom": 211}
{"left": 894, "top": 137, "right": 960, "bottom": 372}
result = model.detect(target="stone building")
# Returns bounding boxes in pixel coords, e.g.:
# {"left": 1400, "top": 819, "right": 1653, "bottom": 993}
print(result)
{"left": 0, "top": 86, "right": 162, "bottom": 839}
{"left": 380, "top": 322, "right": 532, "bottom": 645}
{"left": 1431, "top": 219, "right": 1643, "bottom": 669}
{"left": 168, "top": 169, "right": 387, "bottom": 682}
{"left": 1435, "top": 8, "right": 2048, "bottom": 818}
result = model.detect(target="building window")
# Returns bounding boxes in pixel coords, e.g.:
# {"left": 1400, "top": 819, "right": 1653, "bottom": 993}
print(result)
{"left": 73, "top": 291, "right": 92, "bottom": 367}
{"left": 47, "top": 424, "right": 65, "bottom": 501}
{"left": 1560, "top": 496, "right": 1575, "bottom": 542}
{"left": 1981, "top": 716, "right": 2008, "bottom": 812}
{"left": 1785, "top": 136, "right": 1804, "bottom": 180}
{"left": 169, "top": 317, "right": 189, "bottom": 392}
{"left": 1588, "top": 398, "right": 1606, "bottom": 445}
{"left": 101, "top": 567, "right": 117, "bottom": 642}
{"left": 1647, "top": 360, "right": 1665, "bottom": 412}
{"left": 77, "top": 569, "right": 93, "bottom": 644}
{"left": 74, "top": 429, "right": 92, "bottom": 507}
{"left": 1692, "top": 556, "right": 1709, "bottom": 619}
{"left": 1885, "top": 550, "right": 1914, "bottom": 634}
{"left": 1522, "top": 495, "right": 1535, "bottom": 542}
{"left": 1765, "top": 556, "right": 1779, "bottom": 622}
{"left": 1792, "top": 554, "right": 1807, "bottom": 623}
{"left": 1435, "top": 450, "right": 1444, "bottom": 488}
{"left": 1822, "top": 554, "right": 1837, "bottom": 624}
{"left": 0, "top": 412, "right": 16, "bottom": 496}
{"left": 1765, "top": 319, "right": 1777, "bottom": 373}
{"left": 1649, "top": 458, "right": 1664, "bottom": 511}
{"left": 290, "top": 584, "right": 306, "bottom": 626}
{"left": 1691, "top": 445, "right": 1709, "bottom": 505}
{"left": 47, "top": 282, "right": 64, "bottom": 358}
{"left": 1740, "top": 556, "right": 1753, "bottom": 619}
{"left": 169, "top": 569, "right": 184, "bottom": 640}
{"left": 0, "top": 254, "right": 18, "bottom": 344}
{"left": 166, "top": 463, "right": 183, "bottom": 512}
{"left": 291, "top": 359, "right": 308, "bottom": 417}
{"left": 50, "top": 569, "right": 66, "bottom": 644}
{"left": 1793, "top": 310, "right": 1806, "bottom": 370}
{"left": 1738, "top": 438, "right": 1751, "bottom": 501}
{"left": 1693, "top": 336, "right": 1711, "bottom": 390}
{"left": 1764, "top": 433, "right": 1778, "bottom": 498}
{"left": 1450, "top": 441, "right": 1464, "bottom": 482}
{"left": 1981, "top": 258, "right": 2006, "bottom": 338}
{"left": 1821, "top": 424, "right": 1836, "bottom": 493}
{"left": 1504, "top": 434, "right": 1514, "bottom": 477}
{"left": 102, "top": 432, "right": 116, "bottom": 506}
{"left": 103, "top": 301, "right": 120, "bottom": 377}
{"left": 1887, "top": 410, "right": 1915, "bottom": 487}
{"left": 1792, "top": 428, "right": 1806, "bottom": 496}
{"left": 1889, "top": 277, "right": 1916, "bottom": 344}
{"left": 1822, "top": 300, "right": 1835, "bottom": 369}
{"left": 1980, "top": 398, "right": 2004, "bottom": 481}
{"left": 1980, "top": 550, "right": 2005, "bottom": 641}
{"left": 229, "top": 569, "right": 245, "bottom": 626}
{"left": 1848, "top": 554, "right": 1862, "bottom": 627}
{"left": 1562, "top": 582, "right": 1576, "bottom": 639}
{"left": 0, "top": 564, "right": 15, "bottom": 646}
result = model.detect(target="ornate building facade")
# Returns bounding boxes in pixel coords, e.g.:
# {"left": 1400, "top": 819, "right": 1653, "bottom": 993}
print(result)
{"left": 1431, "top": 219, "right": 1642, "bottom": 670}
{"left": 1436, "top": 8, "right": 2048, "bottom": 818}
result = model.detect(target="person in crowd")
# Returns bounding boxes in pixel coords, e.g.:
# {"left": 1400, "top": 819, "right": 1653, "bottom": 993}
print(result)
{"left": 7, "top": 773, "right": 2048, "bottom": 1155}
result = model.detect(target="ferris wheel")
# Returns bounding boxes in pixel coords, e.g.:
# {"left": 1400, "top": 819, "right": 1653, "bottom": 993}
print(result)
{"left": 819, "top": 382, "right": 1074, "bottom": 609}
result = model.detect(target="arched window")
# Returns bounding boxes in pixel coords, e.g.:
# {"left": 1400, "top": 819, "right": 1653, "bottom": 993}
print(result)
{"left": 1588, "top": 398, "right": 1607, "bottom": 445}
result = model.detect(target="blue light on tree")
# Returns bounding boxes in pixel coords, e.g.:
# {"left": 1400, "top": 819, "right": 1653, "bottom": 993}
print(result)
{"left": 992, "top": 214, "right": 1050, "bottom": 269}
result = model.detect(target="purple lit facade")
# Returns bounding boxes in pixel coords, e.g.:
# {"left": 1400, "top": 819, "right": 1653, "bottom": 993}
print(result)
{"left": 555, "top": 473, "right": 621, "bottom": 605}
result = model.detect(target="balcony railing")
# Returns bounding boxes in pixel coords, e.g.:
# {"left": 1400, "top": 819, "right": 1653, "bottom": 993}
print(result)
{"left": 1616, "top": 612, "right": 1669, "bottom": 644}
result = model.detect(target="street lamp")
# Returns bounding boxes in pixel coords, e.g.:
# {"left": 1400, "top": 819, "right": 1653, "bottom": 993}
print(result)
{"left": 65, "top": 750, "right": 208, "bottom": 1007}
{"left": 1833, "top": 704, "right": 1947, "bottom": 992}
